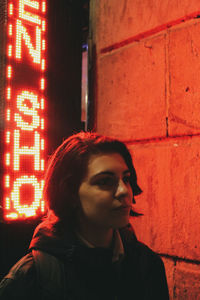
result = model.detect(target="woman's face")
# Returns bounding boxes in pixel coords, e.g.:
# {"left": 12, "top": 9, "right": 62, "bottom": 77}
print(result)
{"left": 78, "top": 152, "right": 133, "bottom": 231}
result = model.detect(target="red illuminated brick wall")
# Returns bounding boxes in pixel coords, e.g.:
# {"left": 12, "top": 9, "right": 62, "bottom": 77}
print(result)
{"left": 90, "top": 1, "right": 200, "bottom": 299}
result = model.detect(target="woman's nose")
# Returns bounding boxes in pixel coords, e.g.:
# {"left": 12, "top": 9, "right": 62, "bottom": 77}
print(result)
{"left": 114, "top": 179, "right": 129, "bottom": 198}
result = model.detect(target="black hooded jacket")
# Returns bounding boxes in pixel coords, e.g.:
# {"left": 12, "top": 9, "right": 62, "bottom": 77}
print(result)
{"left": 0, "top": 222, "right": 169, "bottom": 300}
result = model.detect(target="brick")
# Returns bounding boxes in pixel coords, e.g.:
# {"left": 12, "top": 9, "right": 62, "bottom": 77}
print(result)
{"left": 168, "top": 20, "right": 200, "bottom": 136}
{"left": 96, "top": 34, "right": 166, "bottom": 140}
{"left": 91, "top": 0, "right": 200, "bottom": 51}
{"left": 128, "top": 136, "right": 200, "bottom": 260}
{"left": 174, "top": 261, "right": 200, "bottom": 299}
{"left": 161, "top": 257, "right": 175, "bottom": 300}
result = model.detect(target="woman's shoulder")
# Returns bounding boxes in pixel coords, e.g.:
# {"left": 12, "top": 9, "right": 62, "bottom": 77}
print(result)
{"left": 121, "top": 229, "right": 169, "bottom": 298}
{"left": 134, "top": 240, "right": 165, "bottom": 270}
{"left": 120, "top": 225, "right": 165, "bottom": 269}
{"left": 0, "top": 250, "right": 66, "bottom": 300}
{"left": 2, "top": 252, "right": 36, "bottom": 280}
{"left": 0, "top": 253, "right": 37, "bottom": 300}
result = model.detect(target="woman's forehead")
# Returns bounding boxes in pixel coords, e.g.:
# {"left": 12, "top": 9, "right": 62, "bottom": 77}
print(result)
{"left": 86, "top": 153, "right": 129, "bottom": 177}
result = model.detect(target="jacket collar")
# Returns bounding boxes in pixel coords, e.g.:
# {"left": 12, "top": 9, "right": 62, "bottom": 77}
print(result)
{"left": 75, "top": 229, "right": 124, "bottom": 262}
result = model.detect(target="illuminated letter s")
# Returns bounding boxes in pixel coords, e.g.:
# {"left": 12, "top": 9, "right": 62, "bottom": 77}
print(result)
{"left": 15, "top": 90, "right": 40, "bottom": 131}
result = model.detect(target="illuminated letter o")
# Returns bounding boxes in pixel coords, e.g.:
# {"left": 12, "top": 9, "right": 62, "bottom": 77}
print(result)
{"left": 11, "top": 175, "right": 43, "bottom": 217}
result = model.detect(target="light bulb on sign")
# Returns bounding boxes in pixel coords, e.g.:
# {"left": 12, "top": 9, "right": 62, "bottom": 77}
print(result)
{"left": 6, "top": 109, "right": 11, "bottom": 121}
{"left": 7, "top": 87, "right": 11, "bottom": 100}
{"left": 8, "top": 45, "right": 12, "bottom": 57}
{"left": 5, "top": 153, "right": 11, "bottom": 166}
{"left": 40, "top": 98, "right": 44, "bottom": 109}
{"left": 5, "top": 197, "right": 10, "bottom": 209}
{"left": 41, "top": 59, "right": 45, "bottom": 71}
{"left": 7, "top": 65, "right": 12, "bottom": 78}
{"left": 40, "top": 78, "right": 45, "bottom": 90}
{"left": 42, "top": 39, "right": 46, "bottom": 51}
{"left": 41, "top": 1, "right": 46, "bottom": 13}
{"left": 6, "top": 131, "right": 11, "bottom": 144}
{"left": 5, "top": 175, "right": 10, "bottom": 188}
{"left": 9, "top": 3, "right": 13, "bottom": 16}
{"left": 8, "top": 24, "right": 13, "bottom": 36}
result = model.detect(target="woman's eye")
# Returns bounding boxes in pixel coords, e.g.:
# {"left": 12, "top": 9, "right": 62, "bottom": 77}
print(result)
{"left": 96, "top": 177, "right": 116, "bottom": 188}
{"left": 123, "top": 176, "right": 131, "bottom": 184}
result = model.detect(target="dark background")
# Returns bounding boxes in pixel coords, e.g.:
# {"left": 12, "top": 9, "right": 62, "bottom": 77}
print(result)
{"left": 0, "top": 0, "right": 89, "bottom": 279}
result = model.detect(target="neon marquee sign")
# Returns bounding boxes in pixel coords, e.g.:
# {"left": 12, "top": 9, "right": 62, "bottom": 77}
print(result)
{"left": 2, "top": 0, "right": 47, "bottom": 221}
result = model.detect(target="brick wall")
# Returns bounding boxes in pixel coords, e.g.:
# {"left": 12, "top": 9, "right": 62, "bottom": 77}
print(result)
{"left": 90, "top": 1, "right": 200, "bottom": 299}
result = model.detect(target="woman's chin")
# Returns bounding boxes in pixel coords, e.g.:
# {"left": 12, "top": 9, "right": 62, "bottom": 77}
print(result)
{"left": 111, "top": 216, "right": 130, "bottom": 229}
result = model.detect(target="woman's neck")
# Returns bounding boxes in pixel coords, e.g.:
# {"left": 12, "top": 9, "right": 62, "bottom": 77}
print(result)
{"left": 76, "top": 224, "right": 114, "bottom": 248}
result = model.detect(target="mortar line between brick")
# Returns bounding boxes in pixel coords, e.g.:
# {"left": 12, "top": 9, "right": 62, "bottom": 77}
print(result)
{"left": 123, "top": 133, "right": 200, "bottom": 145}
{"left": 100, "top": 11, "right": 200, "bottom": 54}
{"left": 158, "top": 253, "right": 200, "bottom": 265}
{"left": 165, "top": 32, "right": 170, "bottom": 137}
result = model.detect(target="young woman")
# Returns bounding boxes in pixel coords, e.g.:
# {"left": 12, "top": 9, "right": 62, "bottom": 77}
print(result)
{"left": 0, "top": 132, "right": 169, "bottom": 300}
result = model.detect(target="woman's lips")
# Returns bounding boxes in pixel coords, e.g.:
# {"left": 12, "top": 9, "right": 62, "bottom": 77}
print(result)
{"left": 113, "top": 205, "right": 131, "bottom": 211}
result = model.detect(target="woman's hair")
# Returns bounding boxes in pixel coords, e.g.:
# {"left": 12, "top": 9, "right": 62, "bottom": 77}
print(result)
{"left": 44, "top": 131, "right": 142, "bottom": 226}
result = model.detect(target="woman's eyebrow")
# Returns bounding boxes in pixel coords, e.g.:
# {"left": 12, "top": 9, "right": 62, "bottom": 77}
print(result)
{"left": 91, "top": 171, "right": 115, "bottom": 180}
{"left": 91, "top": 169, "right": 130, "bottom": 179}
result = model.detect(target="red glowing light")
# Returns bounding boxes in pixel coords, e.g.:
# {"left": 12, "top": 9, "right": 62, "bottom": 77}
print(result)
{"left": 10, "top": 175, "right": 43, "bottom": 217}
{"left": 6, "top": 131, "right": 11, "bottom": 144}
{"left": 13, "top": 130, "right": 41, "bottom": 171}
{"left": 8, "top": 45, "right": 12, "bottom": 57}
{"left": 40, "top": 78, "right": 45, "bottom": 90}
{"left": 41, "top": 118, "right": 44, "bottom": 130}
{"left": 7, "top": 87, "right": 11, "bottom": 100}
{"left": 42, "top": 20, "right": 46, "bottom": 31}
{"left": 41, "top": 58, "right": 45, "bottom": 70}
{"left": 7, "top": 65, "right": 12, "bottom": 78}
{"left": 8, "top": 24, "right": 13, "bottom": 36}
{"left": 5, "top": 153, "right": 11, "bottom": 166}
{"left": 14, "top": 90, "right": 40, "bottom": 131}
{"left": 6, "top": 109, "right": 11, "bottom": 121}
{"left": 42, "top": 39, "right": 46, "bottom": 51}
{"left": 41, "top": 98, "right": 44, "bottom": 109}
{"left": 5, "top": 197, "right": 10, "bottom": 209}
{"left": 3, "top": 0, "right": 47, "bottom": 221}
{"left": 5, "top": 175, "right": 10, "bottom": 188}
{"left": 41, "top": 199, "right": 45, "bottom": 212}
{"left": 6, "top": 212, "right": 18, "bottom": 220}
{"left": 19, "top": 0, "right": 41, "bottom": 25}
{"left": 41, "top": 1, "right": 46, "bottom": 13}
{"left": 41, "top": 159, "right": 44, "bottom": 170}
{"left": 16, "top": 19, "right": 41, "bottom": 64}
{"left": 41, "top": 138, "right": 44, "bottom": 150}
{"left": 9, "top": 3, "right": 13, "bottom": 16}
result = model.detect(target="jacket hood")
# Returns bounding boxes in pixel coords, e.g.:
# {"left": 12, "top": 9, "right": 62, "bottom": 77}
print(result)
{"left": 29, "top": 221, "right": 78, "bottom": 258}
{"left": 29, "top": 220, "right": 138, "bottom": 261}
